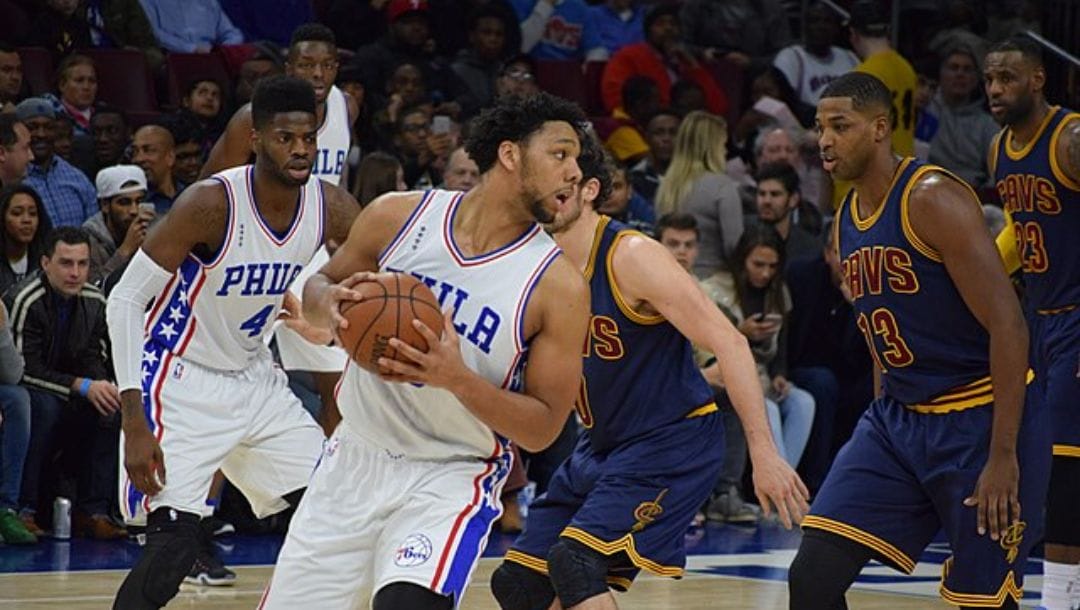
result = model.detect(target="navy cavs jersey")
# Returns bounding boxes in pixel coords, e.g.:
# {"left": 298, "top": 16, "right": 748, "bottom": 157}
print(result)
{"left": 578, "top": 217, "right": 715, "bottom": 452}
{"left": 992, "top": 106, "right": 1080, "bottom": 313}
{"left": 837, "top": 157, "right": 990, "bottom": 406}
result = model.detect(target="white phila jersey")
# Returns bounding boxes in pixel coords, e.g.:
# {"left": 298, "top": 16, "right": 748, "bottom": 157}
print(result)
{"left": 143, "top": 165, "right": 324, "bottom": 371}
{"left": 311, "top": 85, "right": 350, "bottom": 187}
{"left": 338, "top": 189, "right": 563, "bottom": 461}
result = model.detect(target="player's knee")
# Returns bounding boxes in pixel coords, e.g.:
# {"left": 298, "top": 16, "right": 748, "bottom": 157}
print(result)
{"left": 372, "top": 582, "right": 452, "bottom": 610}
{"left": 1045, "top": 456, "right": 1080, "bottom": 546}
{"left": 547, "top": 538, "right": 610, "bottom": 608}
{"left": 113, "top": 508, "right": 201, "bottom": 610}
{"left": 490, "top": 561, "right": 555, "bottom": 610}
{"left": 789, "top": 529, "right": 870, "bottom": 610}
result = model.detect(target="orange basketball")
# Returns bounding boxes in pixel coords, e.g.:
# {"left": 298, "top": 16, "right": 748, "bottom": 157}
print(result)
{"left": 338, "top": 273, "right": 444, "bottom": 374}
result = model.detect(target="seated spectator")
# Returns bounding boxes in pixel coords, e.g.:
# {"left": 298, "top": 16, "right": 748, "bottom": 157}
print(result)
{"left": 912, "top": 56, "right": 938, "bottom": 161}
{"left": 601, "top": 4, "right": 727, "bottom": 116}
{"left": 373, "top": 60, "right": 435, "bottom": 145}
{"left": 512, "top": 0, "right": 599, "bottom": 60}
{"left": 82, "top": 165, "right": 152, "bottom": 284}
{"left": 0, "top": 298, "right": 35, "bottom": 543}
{"left": 785, "top": 224, "right": 873, "bottom": 492}
{"left": 772, "top": 2, "right": 859, "bottom": 109}
{"left": 0, "top": 115, "right": 33, "bottom": 190}
{"left": 83, "top": 0, "right": 165, "bottom": 70}
{"left": 925, "top": 44, "right": 999, "bottom": 188}
{"left": 1, "top": 185, "right": 52, "bottom": 297}
{"left": 679, "top": 0, "right": 792, "bottom": 71}
{"left": 493, "top": 54, "right": 540, "bottom": 99}
{"left": 4, "top": 227, "right": 126, "bottom": 540}
{"left": 88, "top": 106, "right": 131, "bottom": 181}
{"left": 0, "top": 45, "right": 24, "bottom": 114}
{"left": 17, "top": 99, "right": 98, "bottom": 228}
{"left": 629, "top": 108, "right": 679, "bottom": 205}
{"left": 352, "top": 151, "right": 406, "bottom": 208}
{"left": 428, "top": 0, "right": 521, "bottom": 60}
{"left": 451, "top": 5, "right": 513, "bottom": 118}
{"left": 585, "top": 0, "right": 645, "bottom": 60}
{"left": 670, "top": 79, "right": 707, "bottom": 117}
{"left": 596, "top": 162, "right": 654, "bottom": 234}
{"left": 131, "top": 124, "right": 185, "bottom": 214}
{"left": 43, "top": 54, "right": 99, "bottom": 139}
{"left": 441, "top": 146, "right": 479, "bottom": 191}
{"left": 139, "top": 0, "right": 244, "bottom": 53}
{"left": 28, "top": 0, "right": 91, "bottom": 60}
{"left": 699, "top": 224, "right": 815, "bottom": 468}
{"left": 602, "top": 75, "right": 659, "bottom": 164}
{"left": 390, "top": 104, "right": 452, "bottom": 189}
{"left": 163, "top": 114, "right": 204, "bottom": 187}
{"left": 656, "top": 212, "right": 759, "bottom": 523}
{"left": 730, "top": 124, "right": 825, "bottom": 232}
{"left": 753, "top": 162, "right": 821, "bottom": 265}
{"left": 51, "top": 116, "right": 77, "bottom": 164}
{"left": 178, "top": 79, "right": 227, "bottom": 156}
{"left": 655, "top": 111, "right": 743, "bottom": 277}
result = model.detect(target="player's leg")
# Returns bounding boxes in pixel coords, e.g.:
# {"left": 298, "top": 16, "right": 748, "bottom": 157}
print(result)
{"left": 1039, "top": 311, "right": 1080, "bottom": 610}
{"left": 793, "top": 398, "right": 940, "bottom": 609}
{"left": 372, "top": 582, "right": 453, "bottom": 610}
{"left": 788, "top": 529, "right": 874, "bottom": 610}
{"left": 547, "top": 538, "right": 616, "bottom": 609}
{"left": 114, "top": 359, "right": 246, "bottom": 608}
{"left": 491, "top": 560, "right": 558, "bottom": 610}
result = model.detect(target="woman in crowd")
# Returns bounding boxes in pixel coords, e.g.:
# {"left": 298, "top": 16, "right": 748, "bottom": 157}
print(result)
{"left": 352, "top": 151, "right": 407, "bottom": 208}
{"left": 44, "top": 54, "right": 98, "bottom": 138}
{"left": 0, "top": 185, "right": 53, "bottom": 297}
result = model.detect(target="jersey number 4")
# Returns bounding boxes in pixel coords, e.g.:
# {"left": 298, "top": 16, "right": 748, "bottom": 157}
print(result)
{"left": 856, "top": 307, "right": 915, "bottom": 371}
{"left": 240, "top": 305, "right": 274, "bottom": 338}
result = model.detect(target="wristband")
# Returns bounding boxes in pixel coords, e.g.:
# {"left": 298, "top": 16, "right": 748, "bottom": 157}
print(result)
{"left": 79, "top": 378, "right": 92, "bottom": 397}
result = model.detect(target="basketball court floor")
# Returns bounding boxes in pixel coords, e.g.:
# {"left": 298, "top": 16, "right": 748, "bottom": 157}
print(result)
{"left": 0, "top": 521, "right": 1043, "bottom": 608}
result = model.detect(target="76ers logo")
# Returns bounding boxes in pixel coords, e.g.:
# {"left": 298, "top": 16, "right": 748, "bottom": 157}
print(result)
{"left": 395, "top": 533, "right": 433, "bottom": 567}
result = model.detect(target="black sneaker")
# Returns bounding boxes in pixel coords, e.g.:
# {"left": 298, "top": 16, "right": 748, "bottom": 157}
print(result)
{"left": 203, "top": 515, "right": 236, "bottom": 537}
{"left": 184, "top": 549, "right": 237, "bottom": 586}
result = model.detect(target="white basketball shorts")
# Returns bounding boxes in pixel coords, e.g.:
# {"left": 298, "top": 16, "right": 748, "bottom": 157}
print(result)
{"left": 258, "top": 419, "right": 511, "bottom": 609}
{"left": 119, "top": 350, "right": 325, "bottom": 525}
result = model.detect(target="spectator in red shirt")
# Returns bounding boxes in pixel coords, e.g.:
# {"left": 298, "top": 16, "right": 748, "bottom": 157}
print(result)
{"left": 600, "top": 4, "right": 727, "bottom": 116}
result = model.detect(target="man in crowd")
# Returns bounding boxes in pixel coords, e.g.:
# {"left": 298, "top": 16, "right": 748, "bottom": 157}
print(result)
{"left": 82, "top": 165, "right": 152, "bottom": 283}
{"left": 18, "top": 98, "right": 97, "bottom": 227}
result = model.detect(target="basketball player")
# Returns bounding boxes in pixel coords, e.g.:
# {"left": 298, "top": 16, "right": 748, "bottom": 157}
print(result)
{"left": 104, "top": 76, "right": 360, "bottom": 610}
{"left": 258, "top": 92, "right": 591, "bottom": 610}
{"left": 984, "top": 37, "right": 1080, "bottom": 610}
{"left": 490, "top": 133, "right": 808, "bottom": 610}
{"left": 202, "top": 22, "right": 360, "bottom": 431}
{"left": 787, "top": 72, "right": 1050, "bottom": 610}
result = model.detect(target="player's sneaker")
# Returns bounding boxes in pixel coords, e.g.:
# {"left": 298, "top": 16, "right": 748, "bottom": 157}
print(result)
{"left": 705, "top": 487, "right": 762, "bottom": 524}
{"left": 0, "top": 509, "right": 37, "bottom": 544}
{"left": 203, "top": 515, "right": 236, "bottom": 537}
{"left": 185, "top": 549, "right": 237, "bottom": 586}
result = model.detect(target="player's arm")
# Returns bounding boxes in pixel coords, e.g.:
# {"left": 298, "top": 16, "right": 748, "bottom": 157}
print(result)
{"left": 303, "top": 191, "right": 424, "bottom": 330}
{"left": 385, "top": 257, "right": 590, "bottom": 452}
{"left": 105, "top": 181, "right": 227, "bottom": 495}
{"left": 909, "top": 173, "right": 1029, "bottom": 541}
{"left": 610, "top": 234, "right": 809, "bottom": 528}
{"left": 199, "top": 105, "right": 254, "bottom": 178}
{"left": 1057, "top": 115, "right": 1080, "bottom": 184}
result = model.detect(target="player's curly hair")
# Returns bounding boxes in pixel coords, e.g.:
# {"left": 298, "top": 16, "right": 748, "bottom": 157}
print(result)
{"left": 290, "top": 23, "right": 336, "bottom": 50}
{"left": 251, "top": 76, "right": 316, "bottom": 129}
{"left": 464, "top": 92, "right": 586, "bottom": 174}
{"left": 576, "top": 128, "right": 614, "bottom": 207}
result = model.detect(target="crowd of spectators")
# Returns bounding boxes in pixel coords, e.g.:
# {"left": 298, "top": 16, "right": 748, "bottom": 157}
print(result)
{"left": 0, "top": 0, "right": 1055, "bottom": 546}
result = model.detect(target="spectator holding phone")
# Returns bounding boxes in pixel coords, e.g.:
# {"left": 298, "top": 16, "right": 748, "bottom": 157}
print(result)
{"left": 699, "top": 224, "right": 815, "bottom": 468}
{"left": 82, "top": 165, "right": 152, "bottom": 284}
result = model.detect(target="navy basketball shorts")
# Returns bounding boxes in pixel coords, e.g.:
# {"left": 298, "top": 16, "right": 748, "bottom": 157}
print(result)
{"left": 803, "top": 390, "right": 1051, "bottom": 607}
{"left": 506, "top": 410, "right": 724, "bottom": 590}
{"left": 1031, "top": 307, "right": 1080, "bottom": 458}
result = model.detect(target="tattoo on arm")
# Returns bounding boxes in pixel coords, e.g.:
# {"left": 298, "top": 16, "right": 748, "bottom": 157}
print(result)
{"left": 1067, "top": 121, "right": 1080, "bottom": 180}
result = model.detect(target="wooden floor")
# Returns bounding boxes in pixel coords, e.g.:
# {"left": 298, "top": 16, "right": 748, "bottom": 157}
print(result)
{"left": 0, "top": 560, "right": 957, "bottom": 609}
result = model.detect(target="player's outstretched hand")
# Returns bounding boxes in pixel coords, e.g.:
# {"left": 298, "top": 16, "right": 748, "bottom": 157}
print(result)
{"left": 379, "top": 311, "right": 468, "bottom": 391}
{"left": 751, "top": 451, "right": 810, "bottom": 529}
{"left": 963, "top": 450, "right": 1020, "bottom": 541}
{"left": 281, "top": 292, "right": 334, "bottom": 346}
{"left": 124, "top": 424, "right": 166, "bottom": 496}
{"left": 323, "top": 271, "right": 379, "bottom": 342}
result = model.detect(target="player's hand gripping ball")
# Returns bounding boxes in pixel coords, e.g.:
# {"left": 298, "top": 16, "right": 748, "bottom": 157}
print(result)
{"left": 338, "top": 273, "right": 444, "bottom": 374}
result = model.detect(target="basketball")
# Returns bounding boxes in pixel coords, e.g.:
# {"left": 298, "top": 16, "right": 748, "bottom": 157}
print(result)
{"left": 338, "top": 273, "right": 444, "bottom": 374}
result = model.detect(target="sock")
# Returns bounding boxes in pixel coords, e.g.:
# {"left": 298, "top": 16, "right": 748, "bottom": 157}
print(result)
{"left": 1071, "top": 562, "right": 1080, "bottom": 610}
{"left": 1040, "top": 561, "right": 1078, "bottom": 610}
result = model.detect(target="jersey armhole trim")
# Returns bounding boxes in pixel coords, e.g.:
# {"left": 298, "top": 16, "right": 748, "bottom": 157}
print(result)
{"left": 900, "top": 165, "right": 979, "bottom": 263}
{"left": 607, "top": 231, "right": 665, "bottom": 326}
{"left": 1048, "top": 113, "right": 1080, "bottom": 192}
{"left": 1004, "top": 105, "right": 1059, "bottom": 160}
{"left": 376, "top": 190, "right": 436, "bottom": 268}
{"left": 198, "top": 176, "right": 235, "bottom": 268}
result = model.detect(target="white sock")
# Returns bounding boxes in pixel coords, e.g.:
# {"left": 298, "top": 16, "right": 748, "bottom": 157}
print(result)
{"left": 1041, "top": 560, "right": 1078, "bottom": 610}
{"left": 1071, "top": 562, "right": 1080, "bottom": 610}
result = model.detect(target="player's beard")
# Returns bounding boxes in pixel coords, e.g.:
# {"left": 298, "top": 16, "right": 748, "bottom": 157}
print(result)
{"left": 1002, "top": 93, "right": 1036, "bottom": 128}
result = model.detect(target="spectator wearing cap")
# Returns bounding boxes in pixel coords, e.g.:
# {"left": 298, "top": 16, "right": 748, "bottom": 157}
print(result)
{"left": 0, "top": 114, "right": 33, "bottom": 189}
{"left": 511, "top": 0, "right": 600, "bottom": 60}
{"left": 925, "top": 45, "right": 998, "bottom": 188}
{"left": 138, "top": 0, "right": 244, "bottom": 53}
{"left": 82, "top": 165, "right": 151, "bottom": 283}
{"left": 0, "top": 44, "right": 23, "bottom": 114}
{"left": 17, "top": 98, "right": 98, "bottom": 228}
{"left": 131, "top": 124, "right": 184, "bottom": 215}
{"left": 584, "top": 0, "right": 646, "bottom": 60}
{"left": 601, "top": 4, "right": 728, "bottom": 115}
{"left": 350, "top": 0, "right": 466, "bottom": 113}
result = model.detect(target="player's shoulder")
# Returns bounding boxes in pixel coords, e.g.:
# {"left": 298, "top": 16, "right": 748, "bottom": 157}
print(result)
{"left": 225, "top": 103, "right": 254, "bottom": 130}
{"left": 363, "top": 190, "right": 428, "bottom": 224}
{"left": 168, "top": 178, "right": 230, "bottom": 228}
{"left": 608, "top": 229, "right": 665, "bottom": 269}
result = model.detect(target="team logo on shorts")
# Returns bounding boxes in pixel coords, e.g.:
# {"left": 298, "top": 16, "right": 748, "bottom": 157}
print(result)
{"left": 395, "top": 533, "right": 433, "bottom": 567}
{"left": 631, "top": 489, "right": 668, "bottom": 533}
{"left": 1000, "top": 520, "right": 1026, "bottom": 563}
